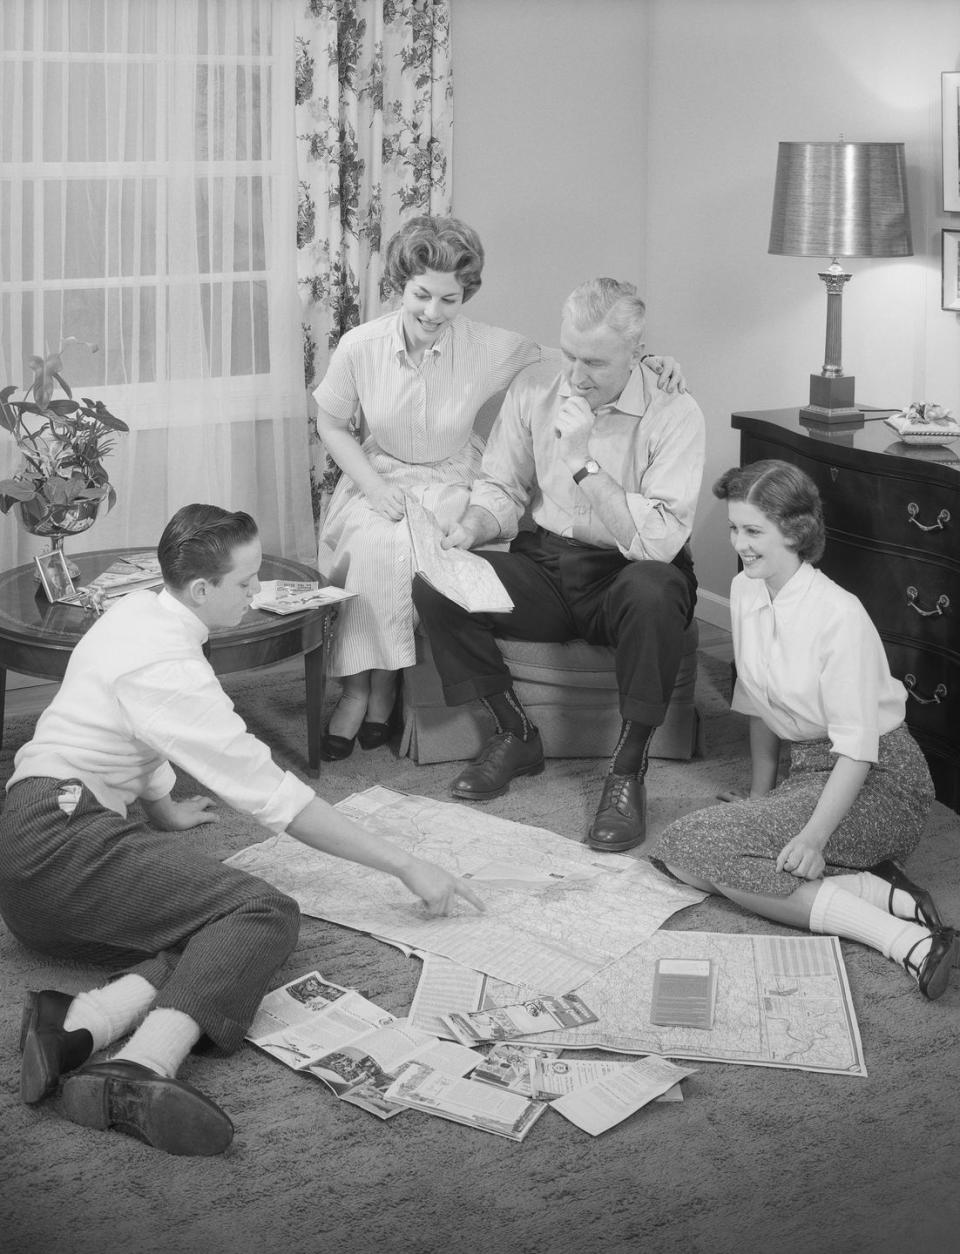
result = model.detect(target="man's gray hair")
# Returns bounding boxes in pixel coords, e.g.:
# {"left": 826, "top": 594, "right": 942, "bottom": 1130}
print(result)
{"left": 562, "top": 277, "right": 646, "bottom": 350}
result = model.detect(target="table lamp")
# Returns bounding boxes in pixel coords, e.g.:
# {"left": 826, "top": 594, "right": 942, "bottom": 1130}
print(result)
{"left": 768, "top": 140, "right": 913, "bottom": 424}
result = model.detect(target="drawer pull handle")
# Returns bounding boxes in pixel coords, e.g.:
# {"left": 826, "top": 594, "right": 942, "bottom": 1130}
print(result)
{"left": 906, "top": 503, "right": 950, "bottom": 532}
{"left": 903, "top": 674, "right": 947, "bottom": 705}
{"left": 906, "top": 587, "right": 950, "bottom": 617}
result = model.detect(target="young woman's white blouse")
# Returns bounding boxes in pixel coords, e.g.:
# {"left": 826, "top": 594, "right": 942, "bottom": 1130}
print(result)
{"left": 730, "top": 562, "right": 906, "bottom": 762}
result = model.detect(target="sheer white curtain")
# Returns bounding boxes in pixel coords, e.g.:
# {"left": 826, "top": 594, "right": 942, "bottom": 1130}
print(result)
{"left": 0, "top": 0, "right": 316, "bottom": 571}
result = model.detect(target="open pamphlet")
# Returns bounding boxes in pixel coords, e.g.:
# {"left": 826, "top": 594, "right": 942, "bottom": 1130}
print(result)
{"left": 246, "top": 971, "right": 481, "bottom": 1119}
{"left": 470, "top": 1043, "right": 681, "bottom": 1105}
{"left": 384, "top": 1060, "right": 549, "bottom": 1141}
{"left": 550, "top": 1056, "right": 697, "bottom": 1137}
{"left": 404, "top": 495, "right": 513, "bottom": 613}
{"left": 251, "top": 580, "right": 355, "bottom": 616}
{"left": 441, "top": 994, "right": 598, "bottom": 1046}
{"left": 529, "top": 1055, "right": 682, "bottom": 1104}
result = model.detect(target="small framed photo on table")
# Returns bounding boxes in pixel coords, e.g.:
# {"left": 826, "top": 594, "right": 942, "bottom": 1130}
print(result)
{"left": 35, "top": 550, "right": 81, "bottom": 604}
{"left": 942, "top": 71, "right": 960, "bottom": 212}
{"left": 941, "top": 229, "right": 960, "bottom": 312}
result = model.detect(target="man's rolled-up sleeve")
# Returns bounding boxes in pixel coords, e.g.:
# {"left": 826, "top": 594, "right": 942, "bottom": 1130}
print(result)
{"left": 623, "top": 398, "right": 705, "bottom": 563}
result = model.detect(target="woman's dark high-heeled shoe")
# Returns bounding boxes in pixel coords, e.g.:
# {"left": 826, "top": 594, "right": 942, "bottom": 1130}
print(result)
{"left": 357, "top": 688, "right": 401, "bottom": 750}
{"left": 357, "top": 719, "right": 392, "bottom": 750}
{"left": 319, "top": 729, "right": 356, "bottom": 761}
{"left": 871, "top": 858, "right": 944, "bottom": 930}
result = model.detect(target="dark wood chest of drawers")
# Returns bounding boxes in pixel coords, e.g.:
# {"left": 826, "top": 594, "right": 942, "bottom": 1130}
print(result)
{"left": 732, "top": 408, "right": 960, "bottom": 813}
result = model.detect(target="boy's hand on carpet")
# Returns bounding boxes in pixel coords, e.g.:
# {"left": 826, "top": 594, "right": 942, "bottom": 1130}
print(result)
{"left": 142, "top": 793, "right": 218, "bottom": 831}
{"left": 401, "top": 861, "right": 486, "bottom": 917}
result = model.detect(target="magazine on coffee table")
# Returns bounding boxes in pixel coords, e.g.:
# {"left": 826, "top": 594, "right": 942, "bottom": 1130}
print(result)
{"left": 251, "top": 581, "right": 355, "bottom": 615}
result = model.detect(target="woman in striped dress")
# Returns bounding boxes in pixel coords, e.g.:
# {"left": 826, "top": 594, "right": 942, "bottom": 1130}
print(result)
{"left": 313, "top": 215, "right": 680, "bottom": 758}
{"left": 655, "top": 459, "right": 957, "bottom": 1000}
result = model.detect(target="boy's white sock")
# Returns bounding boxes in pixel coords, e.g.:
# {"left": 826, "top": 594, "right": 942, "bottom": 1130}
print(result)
{"left": 111, "top": 1008, "right": 202, "bottom": 1078}
{"left": 62, "top": 974, "right": 157, "bottom": 1052}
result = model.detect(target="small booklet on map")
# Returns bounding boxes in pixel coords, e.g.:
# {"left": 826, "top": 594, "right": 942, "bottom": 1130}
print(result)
{"left": 404, "top": 495, "right": 513, "bottom": 613}
{"left": 441, "top": 994, "right": 598, "bottom": 1046}
{"left": 384, "top": 1059, "right": 549, "bottom": 1141}
{"left": 246, "top": 971, "right": 481, "bottom": 1120}
{"left": 649, "top": 958, "right": 718, "bottom": 1030}
{"left": 251, "top": 580, "right": 355, "bottom": 616}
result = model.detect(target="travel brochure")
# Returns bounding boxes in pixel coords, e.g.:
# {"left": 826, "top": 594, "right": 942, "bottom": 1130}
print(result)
{"left": 250, "top": 971, "right": 695, "bottom": 1140}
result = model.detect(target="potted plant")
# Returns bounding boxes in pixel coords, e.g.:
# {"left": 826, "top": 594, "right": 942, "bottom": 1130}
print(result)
{"left": 0, "top": 339, "right": 128, "bottom": 571}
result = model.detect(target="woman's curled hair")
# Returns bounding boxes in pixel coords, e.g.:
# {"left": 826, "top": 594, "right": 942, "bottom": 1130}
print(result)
{"left": 712, "top": 458, "right": 826, "bottom": 563}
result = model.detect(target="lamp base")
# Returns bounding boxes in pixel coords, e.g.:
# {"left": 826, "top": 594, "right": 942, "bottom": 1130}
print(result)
{"left": 800, "top": 373, "right": 862, "bottom": 425}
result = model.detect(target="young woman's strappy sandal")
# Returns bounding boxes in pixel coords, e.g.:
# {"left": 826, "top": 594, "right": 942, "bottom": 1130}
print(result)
{"left": 871, "top": 858, "right": 944, "bottom": 930}
{"left": 902, "top": 927, "right": 958, "bottom": 1001}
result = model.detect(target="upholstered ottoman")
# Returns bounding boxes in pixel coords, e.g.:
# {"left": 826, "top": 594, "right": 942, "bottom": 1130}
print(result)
{"left": 399, "top": 618, "right": 703, "bottom": 765}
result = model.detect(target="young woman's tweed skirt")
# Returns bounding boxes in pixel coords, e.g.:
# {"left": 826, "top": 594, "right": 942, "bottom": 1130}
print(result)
{"left": 656, "top": 725, "right": 935, "bottom": 898}
{"left": 0, "top": 777, "right": 300, "bottom": 1052}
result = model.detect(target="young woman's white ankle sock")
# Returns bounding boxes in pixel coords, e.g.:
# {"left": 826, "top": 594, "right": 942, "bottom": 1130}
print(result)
{"left": 111, "top": 1007, "right": 202, "bottom": 1078}
{"left": 809, "top": 880, "right": 931, "bottom": 966}
{"left": 62, "top": 974, "right": 158, "bottom": 1052}
{"left": 829, "top": 871, "right": 923, "bottom": 922}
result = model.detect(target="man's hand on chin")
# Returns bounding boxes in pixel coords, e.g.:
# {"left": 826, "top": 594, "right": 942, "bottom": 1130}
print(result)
{"left": 553, "top": 396, "right": 594, "bottom": 470}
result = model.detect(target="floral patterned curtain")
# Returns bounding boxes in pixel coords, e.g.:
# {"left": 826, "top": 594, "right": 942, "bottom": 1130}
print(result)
{"left": 295, "top": 0, "right": 453, "bottom": 530}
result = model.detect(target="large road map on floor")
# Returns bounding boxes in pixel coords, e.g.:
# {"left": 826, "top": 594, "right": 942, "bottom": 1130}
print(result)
{"left": 225, "top": 785, "right": 706, "bottom": 995}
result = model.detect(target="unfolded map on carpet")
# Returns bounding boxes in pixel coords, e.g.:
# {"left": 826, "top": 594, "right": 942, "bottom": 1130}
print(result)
{"left": 224, "top": 786, "right": 706, "bottom": 994}
{"left": 478, "top": 930, "right": 866, "bottom": 1077}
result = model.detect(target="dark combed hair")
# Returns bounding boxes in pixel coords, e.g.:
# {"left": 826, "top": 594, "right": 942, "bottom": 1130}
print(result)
{"left": 158, "top": 504, "right": 259, "bottom": 589}
{"left": 712, "top": 459, "right": 826, "bottom": 563}
{"left": 383, "top": 215, "right": 485, "bottom": 301}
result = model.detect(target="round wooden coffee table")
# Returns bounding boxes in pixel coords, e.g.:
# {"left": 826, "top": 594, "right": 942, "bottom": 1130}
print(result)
{"left": 0, "top": 548, "right": 337, "bottom": 775}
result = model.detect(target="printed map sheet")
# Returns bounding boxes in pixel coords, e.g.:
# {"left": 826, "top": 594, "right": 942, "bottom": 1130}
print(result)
{"left": 224, "top": 786, "right": 706, "bottom": 995}
{"left": 482, "top": 930, "right": 866, "bottom": 1076}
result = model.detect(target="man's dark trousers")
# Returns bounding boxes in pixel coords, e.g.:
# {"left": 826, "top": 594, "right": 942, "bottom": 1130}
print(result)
{"left": 412, "top": 526, "right": 696, "bottom": 728}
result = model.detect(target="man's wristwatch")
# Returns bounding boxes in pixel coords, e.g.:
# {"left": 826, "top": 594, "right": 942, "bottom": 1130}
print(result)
{"left": 572, "top": 459, "right": 601, "bottom": 485}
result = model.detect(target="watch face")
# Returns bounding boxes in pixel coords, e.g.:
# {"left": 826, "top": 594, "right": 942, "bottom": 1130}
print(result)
{"left": 586, "top": 459, "right": 600, "bottom": 473}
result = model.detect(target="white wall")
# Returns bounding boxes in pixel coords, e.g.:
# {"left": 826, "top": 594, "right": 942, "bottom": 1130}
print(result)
{"left": 452, "top": 0, "right": 960, "bottom": 628}
{"left": 451, "top": 0, "right": 650, "bottom": 343}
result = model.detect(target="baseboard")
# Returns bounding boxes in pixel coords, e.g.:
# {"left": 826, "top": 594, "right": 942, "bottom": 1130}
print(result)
{"left": 694, "top": 589, "right": 731, "bottom": 633}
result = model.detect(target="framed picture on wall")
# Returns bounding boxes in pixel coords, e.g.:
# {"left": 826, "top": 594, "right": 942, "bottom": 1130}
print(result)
{"left": 942, "top": 230, "right": 960, "bottom": 311}
{"left": 942, "top": 71, "right": 960, "bottom": 212}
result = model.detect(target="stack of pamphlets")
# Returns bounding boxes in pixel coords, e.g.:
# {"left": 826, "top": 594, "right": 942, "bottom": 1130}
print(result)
{"left": 251, "top": 580, "right": 354, "bottom": 616}
{"left": 441, "top": 995, "right": 598, "bottom": 1046}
